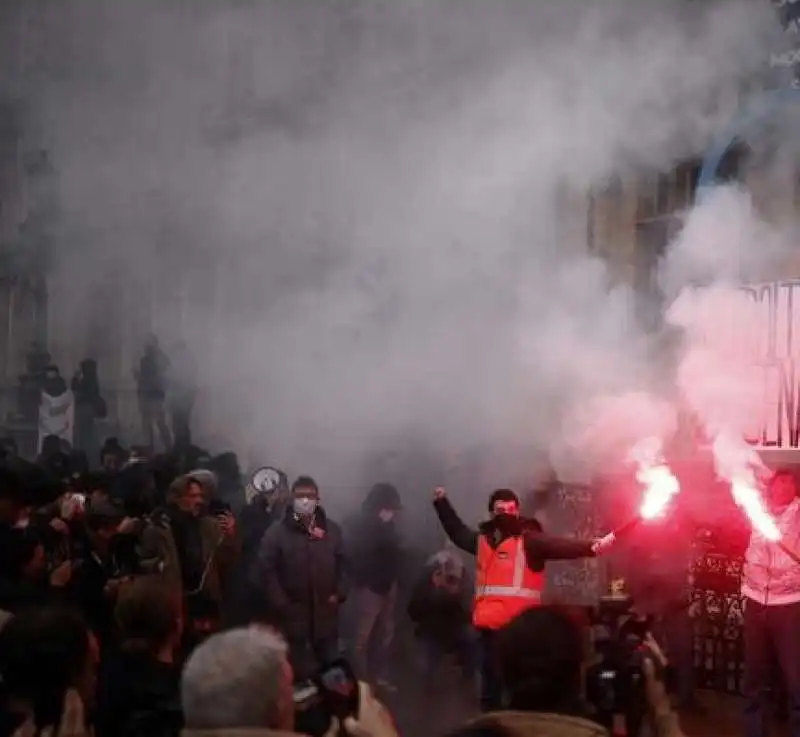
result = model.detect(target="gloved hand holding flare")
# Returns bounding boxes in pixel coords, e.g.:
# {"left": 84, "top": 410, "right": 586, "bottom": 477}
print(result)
{"left": 592, "top": 438, "right": 680, "bottom": 555}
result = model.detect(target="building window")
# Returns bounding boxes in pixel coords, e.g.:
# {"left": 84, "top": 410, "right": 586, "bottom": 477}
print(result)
{"left": 636, "top": 171, "right": 672, "bottom": 221}
{"left": 674, "top": 158, "right": 702, "bottom": 210}
{"left": 716, "top": 139, "right": 751, "bottom": 185}
{"left": 634, "top": 218, "right": 674, "bottom": 292}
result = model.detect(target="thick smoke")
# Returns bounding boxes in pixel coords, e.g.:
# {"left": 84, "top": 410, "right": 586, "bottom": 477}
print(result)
{"left": 662, "top": 183, "right": 800, "bottom": 510}
{"left": 3, "top": 0, "right": 778, "bottom": 504}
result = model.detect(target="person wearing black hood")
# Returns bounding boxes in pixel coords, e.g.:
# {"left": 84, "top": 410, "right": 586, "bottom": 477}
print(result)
{"left": 348, "top": 482, "right": 404, "bottom": 689}
{"left": 432, "top": 486, "right": 613, "bottom": 712}
{"left": 252, "top": 475, "right": 348, "bottom": 680}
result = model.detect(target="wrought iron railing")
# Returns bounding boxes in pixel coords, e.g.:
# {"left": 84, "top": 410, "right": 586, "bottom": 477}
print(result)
{"left": 690, "top": 550, "right": 745, "bottom": 694}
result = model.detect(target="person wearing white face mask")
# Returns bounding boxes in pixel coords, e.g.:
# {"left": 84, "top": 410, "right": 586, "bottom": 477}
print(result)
{"left": 253, "top": 476, "right": 348, "bottom": 681}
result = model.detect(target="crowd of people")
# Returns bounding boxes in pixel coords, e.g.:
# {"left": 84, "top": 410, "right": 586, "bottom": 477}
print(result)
{"left": 12, "top": 333, "right": 787, "bottom": 736}
{"left": 0, "top": 410, "right": 697, "bottom": 737}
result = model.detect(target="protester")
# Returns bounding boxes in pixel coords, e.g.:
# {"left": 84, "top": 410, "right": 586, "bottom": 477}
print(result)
{"left": 137, "top": 473, "right": 238, "bottom": 648}
{"left": 432, "top": 486, "right": 611, "bottom": 711}
{"left": 135, "top": 336, "right": 171, "bottom": 451}
{"left": 239, "top": 468, "right": 287, "bottom": 564}
{"left": 252, "top": 476, "right": 348, "bottom": 679}
{"left": 460, "top": 605, "right": 686, "bottom": 737}
{"left": 0, "top": 606, "right": 98, "bottom": 736}
{"left": 70, "top": 497, "right": 137, "bottom": 645}
{"left": 100, "top": 437, "right": 126, "bottom": 474}
{"left": 71, "top": 359, "right": 106, "bottom": 457}
{"left": 95, "top": 578, "right": 184, "bottom": 737}
{"left": 181, "top": 627, "right": 398, "bottom": 737}
{"left": 408, "top": 544, "right": 478, "bottom": 692}
{"left": 741, "top": 467, "right": 800, "bottom": 737}
{"left": 0, "top": 525, "right": 74, "bottom": 614}
{"left": 348, "top": 482, "right": 404, "bottom": 688}
{"left": 232, "top": 467, "right": 288, "bottom": 625}
{"left": 167, "top": 341, "right": 196, "bottom": 450}
{"left": 180, "top": 627, "right": 295, "bottom": 734}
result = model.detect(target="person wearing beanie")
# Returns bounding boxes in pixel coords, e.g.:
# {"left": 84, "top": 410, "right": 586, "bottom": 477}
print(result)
{"left": 432, "top": 484, "right": 613, "bottom": 712}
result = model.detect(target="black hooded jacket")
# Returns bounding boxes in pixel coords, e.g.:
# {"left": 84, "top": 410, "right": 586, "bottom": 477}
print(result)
{"left": 433, "top": 497, "right": 595, "bottom": 572}
{"left": 95, "top": 650, "right": 182, "bottom": 737}
{"left": 346, "top": 484, "right": 403, "bottom": 595}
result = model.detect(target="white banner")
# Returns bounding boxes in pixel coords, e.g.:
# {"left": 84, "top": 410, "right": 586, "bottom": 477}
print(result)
{"left": 735, "top": 280, "right": 800, "bottom": 448}
{"left": 38, "top": 389, "right": 75, "bottom": 452}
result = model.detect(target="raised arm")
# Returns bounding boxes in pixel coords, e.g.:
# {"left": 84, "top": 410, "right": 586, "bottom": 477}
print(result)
{"left": 432, "top": 488, "right": 479, "bottom": 556}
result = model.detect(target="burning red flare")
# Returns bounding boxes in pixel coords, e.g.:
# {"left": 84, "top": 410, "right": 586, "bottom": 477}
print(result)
{"left": 628, "top": 438, "right": 680, "bottom": 521}
{"left": 636, "top": 461, "right": 680, "bottom": 520}
{"left": 730, "top": 479, "right": 780, "bottom": 542}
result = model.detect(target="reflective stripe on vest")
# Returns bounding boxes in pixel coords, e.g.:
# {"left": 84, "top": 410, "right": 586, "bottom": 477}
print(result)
{"left": 475, "top": 537, "right": 540, "bottom": 599}
{"left": 477, "top": 585, "right": 541, "bottom": 599}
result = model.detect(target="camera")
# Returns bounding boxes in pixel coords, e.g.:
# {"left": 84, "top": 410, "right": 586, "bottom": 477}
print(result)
{"left": 293, "top": 659, "right": 359, "bottom": 737}
{"left": 585, "top": 590, "right": 667, "bottom": 736}
{"left": 60, "top": 492, "right": 86, "bottom": 520}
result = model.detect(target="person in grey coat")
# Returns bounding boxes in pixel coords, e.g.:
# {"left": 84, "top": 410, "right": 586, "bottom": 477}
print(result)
{"left": 251, "top": 475, "right": 348, "bottom": 680}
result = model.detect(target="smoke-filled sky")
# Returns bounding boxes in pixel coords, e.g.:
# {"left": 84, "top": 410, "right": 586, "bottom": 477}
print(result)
{"left": 1, "top": 0, "right": 787, "bottom": 500}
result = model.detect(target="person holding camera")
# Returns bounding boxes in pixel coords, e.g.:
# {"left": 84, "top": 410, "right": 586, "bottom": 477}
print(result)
{"left": 455, "top": 606, "right": 685, "bottom": 737}
{"left": 432, "top": 486, "right": 612, "bottom": 712}
{"left": 137, "top": 473, "right": 239, "bottom": 649}
{"left": 69, "top": 497, "right": 139, "bottom": 646}
{"left": 180, "top": 627, "right": 398, "bottom": 737}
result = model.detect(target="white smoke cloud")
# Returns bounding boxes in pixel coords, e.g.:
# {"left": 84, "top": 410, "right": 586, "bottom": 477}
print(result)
{"left": 660, "top": 185, "right": 788, "bottom": 298}
{"left": 662, "top": 185, "right": 798, "bottom": 500}
{"left": 1, "top": 0, "right": 780, "bottom": 507}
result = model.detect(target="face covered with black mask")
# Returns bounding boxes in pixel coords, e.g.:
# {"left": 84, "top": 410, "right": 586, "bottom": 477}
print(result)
{"left": 492, "top": 500, "right": 520, "bottom": 535}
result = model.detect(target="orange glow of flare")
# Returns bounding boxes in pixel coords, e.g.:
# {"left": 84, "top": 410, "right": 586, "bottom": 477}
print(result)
{"left": 636, "top": 462, "right": 680, "bottom": 520}
{"left": 730, "top": 480, "right": 781, "bottom": 542}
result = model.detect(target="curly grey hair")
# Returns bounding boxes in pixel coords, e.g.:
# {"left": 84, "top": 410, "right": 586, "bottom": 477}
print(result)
{"left": 181, "top": 627, "right": 289, "bottom": 729}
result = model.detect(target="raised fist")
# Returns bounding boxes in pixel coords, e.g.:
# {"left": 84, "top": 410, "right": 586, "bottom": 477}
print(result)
{"left": 433, "top": 487, "right": 447, "bottom": 501}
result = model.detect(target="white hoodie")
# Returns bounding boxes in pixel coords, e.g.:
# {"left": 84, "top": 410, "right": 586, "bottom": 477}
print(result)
{"left": 742, "top": 498, "right": 800, "bottom": 606}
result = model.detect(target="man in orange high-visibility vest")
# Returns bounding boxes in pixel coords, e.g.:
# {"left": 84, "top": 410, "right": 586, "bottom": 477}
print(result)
{"left": 432, "top": 486, "right": 611, "bottom": 712}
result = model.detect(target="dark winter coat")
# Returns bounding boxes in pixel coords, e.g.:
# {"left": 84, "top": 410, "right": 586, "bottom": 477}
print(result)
{"left": 239, "top": 496, "right": 278, "bottom": 563}
{"left": 251, "top": 507, "right": 347, "bottom": 642}
{"left": 433, "top": 497, "right": 595, "bottom": 572}
{"left": 345, "top": 514, "right": 402, "bottom": 596}
{"left": 227, "top": 496, "right": 280, "bottom": 625}
{"left": 407, "top": 562, "right": 472, "bottom": 645}
{"left": 95, "top": 650, "right": 182, "bottom": 737}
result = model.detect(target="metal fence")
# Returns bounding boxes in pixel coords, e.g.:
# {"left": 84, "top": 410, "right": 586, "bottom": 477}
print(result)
{"left": 691, "top": 551, "right": 746, "bottom": 695}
